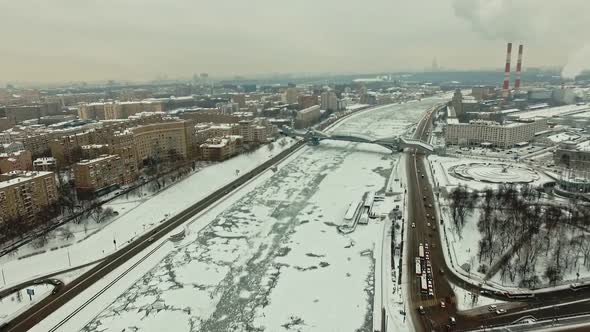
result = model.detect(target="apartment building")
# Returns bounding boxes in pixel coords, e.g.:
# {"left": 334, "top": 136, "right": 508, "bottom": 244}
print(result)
{"left": 0, "top": 171, "right": 58, "bottom": 223}
{"left": 79, "top": 101, "right": 165, "bottom": 120}
{"left": 107, "top": 130, "right": 138, "bottom": 173}
{"left": 298, "top": 95, "right": 319, "bottom": 110}
{"left": 294, "top": 105, "right": 321, "bottom": 129}
{"left": 132, "top": 120, "right": 193, "bottom": 164}
{"left": 78, "top": 102, "right": 107, "bottom": 120}
{"left": 445, "top": 118, "right": 548, "bottom": 148}
{"left": 48, "top": 130, "right": 95, "bottom": 166}
{"left": 321, "top": 91, "right": 339, "bottom": 112}
{"left": 199, "top": 136, "right": 241, "bottom": 161}
{"left": 0, "top": 150, "right": 33, "bottom": 174}
{"left": 236, "top": 119, "right": 276, "bottom": 143}
{"left": 73, "top": 154, "right": 136, "bottom": 194}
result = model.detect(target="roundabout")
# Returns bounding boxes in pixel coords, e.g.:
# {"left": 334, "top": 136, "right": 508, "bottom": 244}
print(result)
{"left": 450, "top": 162, "right": 540, "bottom": 184}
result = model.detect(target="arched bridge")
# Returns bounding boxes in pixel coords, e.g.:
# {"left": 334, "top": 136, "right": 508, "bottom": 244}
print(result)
{"left": 282, "top": 128, "right": 434, "bottom": 154}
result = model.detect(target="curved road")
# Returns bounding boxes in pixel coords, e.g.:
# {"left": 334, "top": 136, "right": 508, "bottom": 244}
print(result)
{"left": 406, "top": 106, "right": 590, "bottom": 332}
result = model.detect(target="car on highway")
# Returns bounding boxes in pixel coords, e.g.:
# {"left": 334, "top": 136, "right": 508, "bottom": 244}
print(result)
{"left": 449, "top": 317, "right": 456, "bottom": 325}
{"left": 488, "top": 305, "right": 497, "bottom": 311}
{"left": 440, "top": 301, "right": 446, "bottom": 308}
{"left": 411, "top": 222, "right": 416, "bottom": 228}
{"left": 427, "top": 222, "right": 431, "bottom": 227}
{"left": 418, "top": 306, "right": 425, "bottom": 314}
{"left": 428, "top": 204, "right": 432, "bottom": 208}
{"left": 439, "top": 268, "right": 444, "bottom": 274}
{"left": 496, "top": 309, "right": 507, "bottom": 315}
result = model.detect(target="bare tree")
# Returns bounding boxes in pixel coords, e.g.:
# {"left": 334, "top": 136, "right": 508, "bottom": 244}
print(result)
{"left": 60, "top": 227, "right": 74, "bottom": 241}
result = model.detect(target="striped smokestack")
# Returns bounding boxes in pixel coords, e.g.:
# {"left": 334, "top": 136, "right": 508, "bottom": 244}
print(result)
{"left": 514, "top": 44, "right": 524, "bottom": 92}
{"left": 502, "top": 42, "right": 513, "bottom": 99}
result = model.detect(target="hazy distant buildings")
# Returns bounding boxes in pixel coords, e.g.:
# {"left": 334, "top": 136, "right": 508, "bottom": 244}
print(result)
{"left": 78, "top": 101, "right": 165, "bottom": 120}
{"left": 283, "top": 87, "right": 299, "bottom": 105}
{"left": 298, "top": 95, "right": 319, "bottom": 110}
{"left": 231, "top": 94, "right": 247, "bottom": 108}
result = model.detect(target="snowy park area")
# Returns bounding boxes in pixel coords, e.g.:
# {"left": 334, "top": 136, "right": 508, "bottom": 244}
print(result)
{"left": 429, "top": 154, "right": 590, "bottom": 291}
{"left": 0, "top": 138, "right": 297, "bottom": 289}
{"left": 35, "top": 99, "right": 445, "bottom": 332}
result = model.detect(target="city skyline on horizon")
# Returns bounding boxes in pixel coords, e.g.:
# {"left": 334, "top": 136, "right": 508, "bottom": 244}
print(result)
{"left": 1, "top": 0, "right": 589, "bottom": 83}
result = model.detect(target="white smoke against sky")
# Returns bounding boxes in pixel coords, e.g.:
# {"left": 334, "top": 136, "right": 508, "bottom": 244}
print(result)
{"left": 452, "top": 0, "right": 590, "bottom": 79}
{"left": 562, "top": 45, "right": 590, "bottom": 79}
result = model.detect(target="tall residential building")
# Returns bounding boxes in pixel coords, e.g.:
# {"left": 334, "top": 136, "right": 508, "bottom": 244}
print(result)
{"left": 73, "top": 154, "right": 135, "bottom": 194}
{"left": 321, "top": 91, "right": 339, "bottom": 112}
{"left": 132, "top": 120, "right": 194, "bottom": 164}
{"left": 108, "top": 130, "right": 138, "bottom": 174}
{"left": 0, "top": 171, "right": 58, "bottom": 223}
{"left": 298, "top": 95, "right": 319, "bottom": 110}
{"left": 283, "top": 87, "right": 299, "bottom": 105}
{"left": 78, "top": 102, "right": 107, "bottom": 120}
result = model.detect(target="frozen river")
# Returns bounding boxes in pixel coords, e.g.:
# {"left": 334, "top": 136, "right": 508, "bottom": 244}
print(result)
{"left": 80, "top": 99, "right": 444, "bottom": 332}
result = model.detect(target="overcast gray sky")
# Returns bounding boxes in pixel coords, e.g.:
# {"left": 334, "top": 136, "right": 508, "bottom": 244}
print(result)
{"left": 1, "top": 0, "right": 589, "bottom": 82}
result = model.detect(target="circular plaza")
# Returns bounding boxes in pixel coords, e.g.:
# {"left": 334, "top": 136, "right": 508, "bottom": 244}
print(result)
{"left": 450, "top": 162, "right": 540, "bottom": 184}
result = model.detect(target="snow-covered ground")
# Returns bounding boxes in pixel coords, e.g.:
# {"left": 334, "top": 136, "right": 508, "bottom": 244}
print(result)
{"left": 429, "top": 153, "right": 590, "bottom": 291}
{"left": 430, "top": 156, "right": 553, "bottom": 192}
{"left": 453, "top": 285, "right": 504, "bottom": 311}
{"left": 0, "top": 284, "right": 54, "bottom": 325}
{"left": 547, "top": 132, "right": 580, "bottom": 143}
{"left": 31, "top": 99, "right": 446, "bottom": 332}
{"left": 0, "top": 138, "right": 297, "bottom": 288}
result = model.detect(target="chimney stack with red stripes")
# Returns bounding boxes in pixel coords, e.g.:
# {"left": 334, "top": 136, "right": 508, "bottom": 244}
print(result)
{"left": 502, "top": 42, "right": 513, "bottom": 99}
{"left": 514, "top": 44, "right": 524, "bottom": 92}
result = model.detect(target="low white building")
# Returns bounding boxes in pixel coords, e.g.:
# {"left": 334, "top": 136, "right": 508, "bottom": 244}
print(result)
{"left": 445, "top": 118, "right": 548, "bottom": 148}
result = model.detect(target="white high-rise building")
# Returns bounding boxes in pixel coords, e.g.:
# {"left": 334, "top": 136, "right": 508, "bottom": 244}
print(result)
{"left": 321, "top": 91, "right": 339, "bottom": 112}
